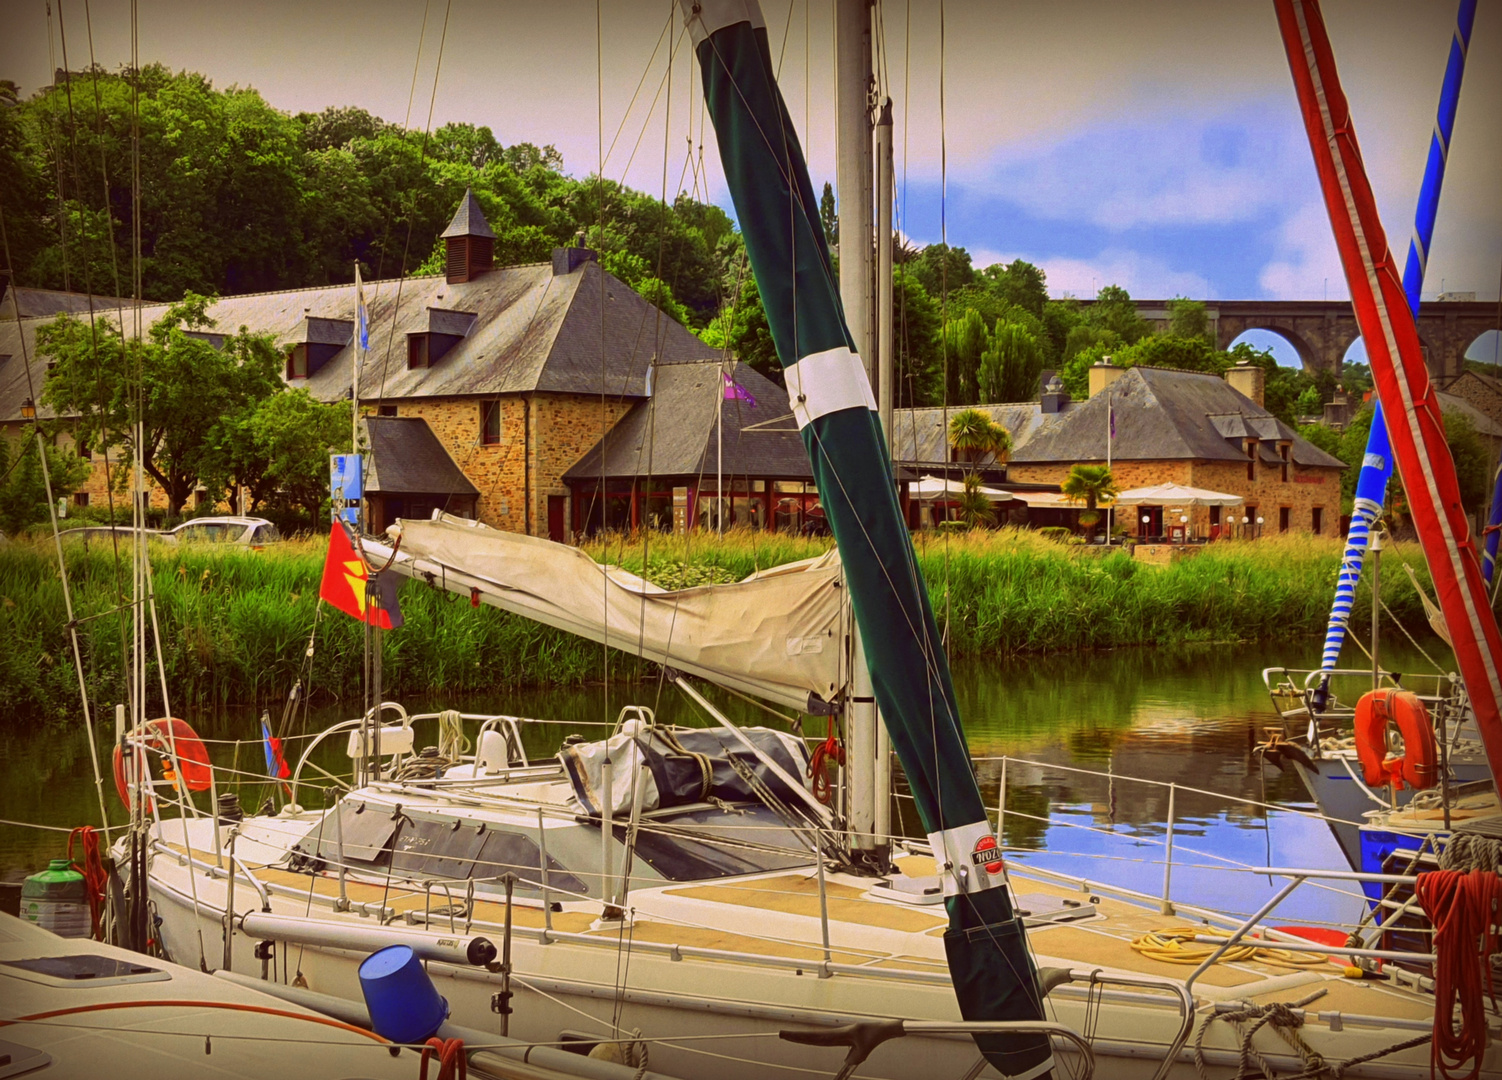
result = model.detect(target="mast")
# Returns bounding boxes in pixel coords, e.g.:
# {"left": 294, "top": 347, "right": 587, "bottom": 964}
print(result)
{"left": 683, "top": 5, "right": 1052, "bottom": 1073}
{"left": 1312, "top": 0, "right": 1476, "bottom": 707}
{"left": 1277, "top": 0, "right": 1502, "bottom": 783}
{"left": 873, "top": 96, "right": 895, "bottom": 851}
{"left": 836, "top": 0, "right": 879, "bottom": 859}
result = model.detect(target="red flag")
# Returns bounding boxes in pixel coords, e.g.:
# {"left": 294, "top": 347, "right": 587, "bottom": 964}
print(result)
{"left": 319, "top": 523, "right": 396, "bottom": 629}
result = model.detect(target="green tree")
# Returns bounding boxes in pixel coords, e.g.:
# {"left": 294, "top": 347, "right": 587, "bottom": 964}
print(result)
{"left": 978, "top": 321, "right": 1043, "bottom": 404}
{"left": 1061, "top": 463, "right": 1119, "bottom": 540}
{"left": 981, "top": 259, "right": 1049, "bottom": 318}
{"left": 1167, "top": 297, "right": 1212, "bottom": 343}
{"left": 1083, "top": 285, "right": 1151, "bottom": 344}
{"left": 910, "top": 243, "right": 975, "bottom": 298}
{"left": 38, "top": 295, "right": 256, "bottom": 515}
{"left": 947, "top": 409, "right": 1011, "bottom": 529}
{"left": 0, "top": 435, "right": 90, "bottom": 536}
{"left": 818, "top": 181, "right": 837, "bottom": 250}
{"left": 893, "top": 267, "right": 943, "bottom": 408}
{"left": 940, "top": 308, "right": 990, "bottom": 405}
{"left": 249, "top": 390, "right": 352, "bottom": 520}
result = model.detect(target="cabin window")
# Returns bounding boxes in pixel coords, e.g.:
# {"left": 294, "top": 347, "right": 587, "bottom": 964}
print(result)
{"left": 1312, "top": 507, "right": 1323, "bottom": 535}
{"left": 481, "top": 400, "right": 502, "bottom": 445}
{"left": 286, "top": 345, "right": 309, "bottom": 380}
{"left": 1280, "top": 443, "right": 1290, "bottom": 483}
{"left": 407, "top": 334, "right": 430, "bottom": 370}
{"left": 1246, "top": 440, "right": 1256, "bottom": 481}
{"left": 1279, "top": 507, "right": 1290, "bottom": 533}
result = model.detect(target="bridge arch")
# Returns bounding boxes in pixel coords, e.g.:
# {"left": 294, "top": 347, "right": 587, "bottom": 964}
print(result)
{"left": 1466, "top": 330, "right": 1501, "bottom": 367}
{"left": 1227, "top": 326, "right": 1321, "bottom": 373}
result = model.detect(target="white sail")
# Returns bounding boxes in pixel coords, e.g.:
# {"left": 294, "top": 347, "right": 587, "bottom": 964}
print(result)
{"left": 368, "top": 513, "right": 846, "bottom": 712}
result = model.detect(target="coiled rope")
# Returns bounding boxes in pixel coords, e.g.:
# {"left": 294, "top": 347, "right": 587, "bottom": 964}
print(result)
{"left": 419, "top": 1036, "right": 466, "bottom": 1080}
{"left": 1417, "top": 868, "right": 1502, "bottom": 1079}
{"left": 67, "top": 826, "right": 108, "bottom": 941}
{"left": 1129, "top": 927, "right": 1331, "bottom": 968}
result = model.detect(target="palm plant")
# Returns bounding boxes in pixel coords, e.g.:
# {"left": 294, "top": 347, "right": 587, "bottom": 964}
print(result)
{"left": 1061, "top": 463, "right": 1118, "bottom": 540}
{"left": 945, "top": 410, "right": 1012, "bottom": 529}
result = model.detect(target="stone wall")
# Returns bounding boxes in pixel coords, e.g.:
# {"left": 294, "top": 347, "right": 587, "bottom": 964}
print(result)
{"left": 1008, "top": 457, "right": 1343, "bottom": 538}
{"left": 382, "top": 393, "right": 634, "bottom": 536}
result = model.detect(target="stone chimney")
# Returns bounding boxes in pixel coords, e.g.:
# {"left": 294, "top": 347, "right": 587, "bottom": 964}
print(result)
{"left": 441, "top": 189, "right": 496, "bottom": 284}
{"left": 1087, "top": 361, "right": 1124, "bottom": 398}
{"left": 1225, "top": 357, "right": 1265, "bottom": 407}
{"left": 1322, "top": 385, "right": 1353, "bottom": 429}
{"left": 1040, "top": 375, "right": 1070, "bottom": 414}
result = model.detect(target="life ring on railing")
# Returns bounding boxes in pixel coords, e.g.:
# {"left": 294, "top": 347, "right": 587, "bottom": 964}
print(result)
{"left": 1353, "top": 688, "right": 1437, "bottom": 791}
{"left": 112, "top": 718, "right": 214, "bottom": 811}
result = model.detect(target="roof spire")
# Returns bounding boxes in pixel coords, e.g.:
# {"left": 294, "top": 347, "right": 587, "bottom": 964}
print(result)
{"left": 441, "top": 188, "right": 496, "bottom": 240}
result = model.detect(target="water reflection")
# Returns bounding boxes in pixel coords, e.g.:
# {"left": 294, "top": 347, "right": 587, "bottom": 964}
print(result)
{"left": 1, "top": 636, "right": 1450, "bottom": 930}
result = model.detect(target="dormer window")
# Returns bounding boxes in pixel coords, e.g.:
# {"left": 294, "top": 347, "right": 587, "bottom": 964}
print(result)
{"left": 1246, "top": 439, "right": 1256, "bottom": 481}
{"left": 1280, "top": 442, "right": 1291, "bottom": 483}
{"left": 284, "top": 317, "right": 352, "bottom": 380}
{"left": 407, "top": 307, "right": 477, "bottom": 370}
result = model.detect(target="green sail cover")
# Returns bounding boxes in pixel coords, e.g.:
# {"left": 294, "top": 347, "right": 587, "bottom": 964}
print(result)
{"left": 680, "top": 3, "right": 1050, "bottom": 1075}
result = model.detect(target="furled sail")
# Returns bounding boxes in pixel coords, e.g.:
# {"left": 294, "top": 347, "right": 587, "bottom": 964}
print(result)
{"left": 370, "top": 514, "right": 846, "bottom": 714}
{"left": 1314, "top": 0, "right": 1476, "bottom": 706}
{"left": 1278, "top": 0, "right": 1502, "bottom": 780}
{"left": 679, "top": 3, "right": 1050, "bottom": 1076}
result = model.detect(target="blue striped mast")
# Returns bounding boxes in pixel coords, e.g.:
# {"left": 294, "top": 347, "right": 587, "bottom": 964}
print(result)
{"left": 1313, "top": 0, "right": 1476, "bottom": 707}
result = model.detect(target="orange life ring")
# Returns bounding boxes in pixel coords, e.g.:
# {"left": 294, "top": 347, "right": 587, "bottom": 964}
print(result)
{"left": 112, "top": 718, "right": 214, "bottom": 810}
{"left": 1353, "top": 688, "right": 1437, "bottom": 791}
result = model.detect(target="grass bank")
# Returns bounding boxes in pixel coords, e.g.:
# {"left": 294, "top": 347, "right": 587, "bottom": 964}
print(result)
{"left": 2, "top": 528, "right": 1437, "bottom": 727}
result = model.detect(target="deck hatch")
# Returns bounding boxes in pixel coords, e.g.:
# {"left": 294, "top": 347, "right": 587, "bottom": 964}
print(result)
{"left": 3, "top": 954, "right": 169, "bottom": 989}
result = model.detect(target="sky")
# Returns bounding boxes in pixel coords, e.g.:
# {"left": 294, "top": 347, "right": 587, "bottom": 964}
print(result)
{"left": 2, "top": 0, "right": 1499, "bottom": 338}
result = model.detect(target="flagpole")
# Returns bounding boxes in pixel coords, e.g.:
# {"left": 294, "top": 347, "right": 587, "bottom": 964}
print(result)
{"left": 353, "top": 263, "right": 363, "bottom": 458}
{"left": 1106, "top": 391, "right": 1113, "bottom": 543}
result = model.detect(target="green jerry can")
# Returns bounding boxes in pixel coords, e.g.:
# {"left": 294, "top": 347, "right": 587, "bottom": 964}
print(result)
{"left": 21, "top": 859, "right": 90, "bottom": 938}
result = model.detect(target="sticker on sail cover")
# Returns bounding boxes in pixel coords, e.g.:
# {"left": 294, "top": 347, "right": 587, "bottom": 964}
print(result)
{"left": 971, "top": 834, "right": 1004, "bottom": 875}
{"left": 1362, "top": 453, "right": 1386, "bottom": 471}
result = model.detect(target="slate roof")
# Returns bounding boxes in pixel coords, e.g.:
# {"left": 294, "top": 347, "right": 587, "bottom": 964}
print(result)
{"left": 890, "top": 402, "right": 1062, "bottom": 466}
{"left": 1437, "top": 391, "right": 1502, "bottom": 440}
{"left": 564, "top": 360, "right": 813, "bottom": 482}
{"left": 0, "top": 256, "right": 720, "bottom": 422}
{"left": 362, "top": 416, "right": 479, "bottom": 496}
{"left": 440, "top": 189, "right": 496, "bottom": 239}
{"left": 0, "top": 282, "right": 133, "bottom": 321}
{"left": 1009, "top": 366, "right": 1347, "bottom": 469}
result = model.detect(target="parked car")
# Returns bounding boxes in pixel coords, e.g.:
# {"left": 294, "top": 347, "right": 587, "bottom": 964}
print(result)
{"left": 163, "top": 516, "right": 282, "bottom": 547}
{"left": 60, "top": 525, "right": 163, "bottom": 544}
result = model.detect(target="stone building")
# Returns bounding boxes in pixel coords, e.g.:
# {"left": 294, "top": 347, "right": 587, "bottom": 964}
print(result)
{"left": 565, "top": 358, "right": 815, "bottom": 535}
{"left": 0, "top": 192, "right": 822, "bottom": 539}
{"left": 1006, "top": 361, "right": 1347, "bottom": 538}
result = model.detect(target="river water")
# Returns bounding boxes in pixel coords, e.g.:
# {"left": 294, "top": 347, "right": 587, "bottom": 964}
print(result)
{"left": 0, "top": 635, "right": 1447, "bottom": 929}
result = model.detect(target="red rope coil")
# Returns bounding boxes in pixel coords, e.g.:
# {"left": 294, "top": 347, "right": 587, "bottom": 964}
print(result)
{"left": 807, "top": 717, "right": 844, "bottom": 806}
{"left": 1416, "top": 868, "right": 1502, "bottom": 1080}
{"left": 67, "top": 826, "right": 108, "bottom": 941}
{"left": 420, "top": 1036, "right": 466, "bottom": 1080}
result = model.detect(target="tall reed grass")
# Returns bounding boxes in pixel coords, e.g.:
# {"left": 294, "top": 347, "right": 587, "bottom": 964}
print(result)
{"left": 2, "top": 528, "right": 1435, "bottom": 727}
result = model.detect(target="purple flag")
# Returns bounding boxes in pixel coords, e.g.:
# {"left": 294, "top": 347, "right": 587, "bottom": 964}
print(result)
{"left": 724, "top": 372, "right": 756, "bottom": 406}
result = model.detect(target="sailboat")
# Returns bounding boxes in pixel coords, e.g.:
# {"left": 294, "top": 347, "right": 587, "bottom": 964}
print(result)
{"left": 123, "top": 2, "right": 1502, "bottom": 1077}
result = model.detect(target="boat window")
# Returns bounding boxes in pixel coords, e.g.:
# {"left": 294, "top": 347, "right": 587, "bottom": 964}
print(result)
{"left": 621, "top": 805, "right": 814, "bottom": 882}
{"left": 295, "top": 801, "right": 400, "bottom": 866}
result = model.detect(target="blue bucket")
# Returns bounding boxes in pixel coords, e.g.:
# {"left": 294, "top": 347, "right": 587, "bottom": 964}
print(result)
{"left": 358, "top": 944, "right": 448, "bottom": 1044}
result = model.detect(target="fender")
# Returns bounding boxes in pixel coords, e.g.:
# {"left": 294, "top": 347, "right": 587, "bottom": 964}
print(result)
{"left": 113, "top": 718, "right": 214, "bottom": 810}
{"left": 1353, "top": 689, "right": 1437, "bottom": 791}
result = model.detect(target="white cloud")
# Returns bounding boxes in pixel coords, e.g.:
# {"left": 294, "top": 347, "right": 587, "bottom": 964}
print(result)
{"left": 1257, "top": 202, "right": 1350, "bottom": 300}
{"left": 970, "top": 108, "right": 1297, "bottom": 231}
{"left": 971, "top": 247, "right": 1211, "bottom": 301}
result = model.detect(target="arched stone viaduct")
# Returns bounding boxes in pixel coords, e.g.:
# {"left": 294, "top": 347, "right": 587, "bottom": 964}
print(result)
{"left": 1120, "top": 299, "right": 1499, "bottom": 381}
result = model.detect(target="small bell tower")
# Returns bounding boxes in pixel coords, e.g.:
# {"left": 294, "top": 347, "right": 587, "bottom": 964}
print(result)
{"left": 441, "top": 188, "right": 496, "bottom": 284}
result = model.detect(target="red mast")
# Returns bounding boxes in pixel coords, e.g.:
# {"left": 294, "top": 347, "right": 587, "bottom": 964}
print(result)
{"left": 1274, "top": 0, "right": 1502, "bottom": 779}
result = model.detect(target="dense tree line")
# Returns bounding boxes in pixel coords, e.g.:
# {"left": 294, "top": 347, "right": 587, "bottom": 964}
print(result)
{"left": 3, "top": 64, "right": 1368, "bottom": 527}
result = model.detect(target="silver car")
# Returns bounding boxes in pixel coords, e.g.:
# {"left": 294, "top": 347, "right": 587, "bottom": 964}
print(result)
{"left": 164, "top": 516, "right": 282, "bottom": 547}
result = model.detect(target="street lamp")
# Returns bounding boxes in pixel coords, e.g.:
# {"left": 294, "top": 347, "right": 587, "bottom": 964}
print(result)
{"left": 1180, "top": 513, "right": 1190, "bottom": 543}
{"left": 19, "top": 397, "right": 36, "bottom": 420}
{"left": 1241, "top": 514, "right": 1250, "bottom": 540}
{"left": 1256, "top": 515, "right": 1265, "bottom": 539}
{"left": 1141, "top": 514, "right": 1150, "bottom": 540}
